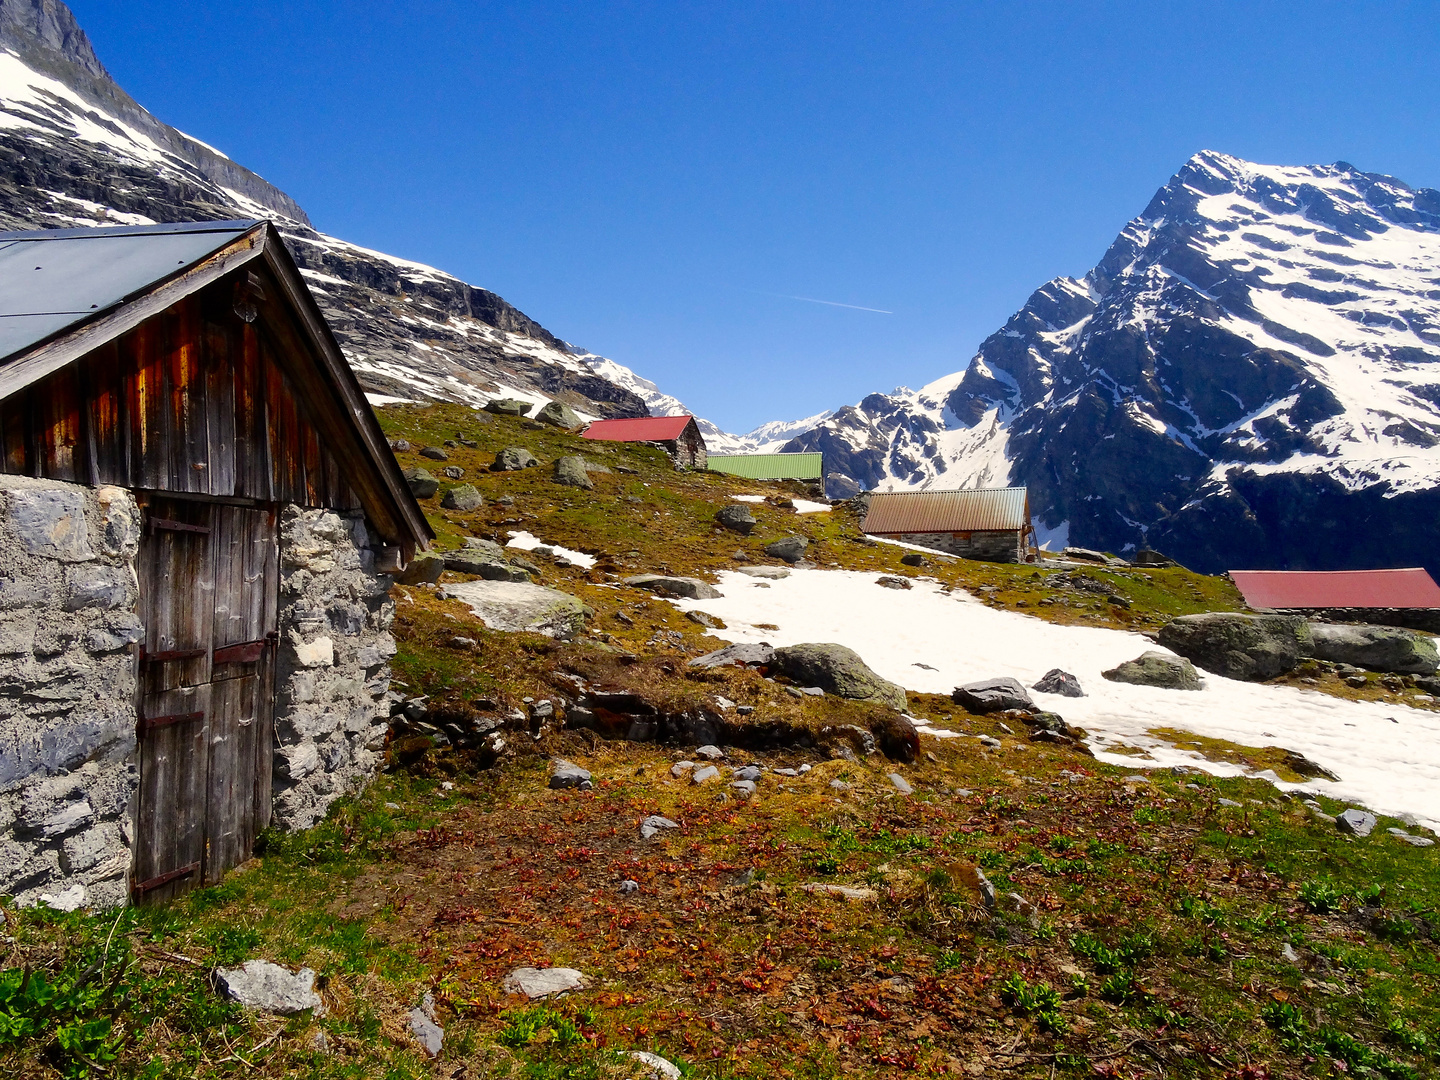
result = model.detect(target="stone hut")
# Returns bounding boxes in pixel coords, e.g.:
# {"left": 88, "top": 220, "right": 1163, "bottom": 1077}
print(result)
{"left": 0, "top": 220, "right": 431, "bottom": 908}
{"left": 862, "top": 487, "right": 1033, "bottom": 563}
{"left": 580, "top": 414, "right": 707, "bottom": 468}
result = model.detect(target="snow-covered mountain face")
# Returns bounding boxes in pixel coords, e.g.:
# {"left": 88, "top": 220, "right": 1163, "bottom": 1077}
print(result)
{"left": 0, "top": 0, "right": 671, "bottom": 420}
{"left": 785, "top": 151, "right": 1440, "bottom": 574}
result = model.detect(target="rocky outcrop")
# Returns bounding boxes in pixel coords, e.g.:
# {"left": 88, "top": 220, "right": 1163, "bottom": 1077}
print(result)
{"left": 1309, "top": 624, "right": 1439, "bottom": 675}
{"left": 1102, "top": 651, "right": 1203, "bottom": 690}
{"left": 1157, "top": 613, "right": 1313, "bottom": 681}
{"left": 715, "top": 504, "right": 757, "bottom": 534}
{"left": 624, "top": 575, "right": 722, "bottom": 600}
{"left": 440, "top": 580, "right": 586, "bottom": 639}
{"left": 770, "top": 643, "right": 907, "bottom": 711}
{"left": 952, "top": 677, "right": 1035, "bottom": 713}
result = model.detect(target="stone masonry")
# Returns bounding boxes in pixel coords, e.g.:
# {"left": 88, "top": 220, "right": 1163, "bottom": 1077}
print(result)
{"left": 271, "top": 506, "right": 397, "bottom": 831}
{"left": 0, "top": 475, "right": 143, "bottom": 910}
{"left": 890, "top": 529, "right": 1025, "bottom": 563}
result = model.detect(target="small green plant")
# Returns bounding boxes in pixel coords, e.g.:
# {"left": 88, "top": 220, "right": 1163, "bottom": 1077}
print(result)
{"left": 998, "top": 972, "right": 1065, "bottom": 1031}
{"left": 1384, "top": 1018, "right": 1432, "bottom": 1056}
{"left": 1298, "top": 878, "right": 1344, "bottom": 914}
{"left": 499, "top": 1005, "right": 582, "bottom": 1048}
{"left": 815, "top": 957, "right": 842, "bottom": 974}
{"left": 0, "top": 964, "right": 126, "bottom": 1078}
{"left": 935, "top": 951, "right": 966, "bottom": 974}
{"left": 1099, "top": 970, "right": 1140, "bottom": 1005}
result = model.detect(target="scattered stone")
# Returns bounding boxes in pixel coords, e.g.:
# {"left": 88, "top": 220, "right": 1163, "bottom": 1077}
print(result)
{"left": 686, "top": 610, "right": 724, "bottom": 629}
{"left": 502, "top": 967, "right": 587, "bottom": 999}
{"left": 900, "top": 551, "right": 926, "bottom": 567}
{"left": 419, "top": 446, "right": 449, "bottom": 461}
{"left": 443, "top": 551, "right": 530, "bottom": 581}
{"left": 1102, "top": 651, "right": 1203, "bottom": 690}
{"left": 440, "top": 484, "right": 483, "bottom": 511}
{"left": 549, "top": 759, "right": 593, "bottom": 790}
{"left": 1310, "top": 623, "right": 1439, "bottom": 675}
{"left": 1336, "top": 808, "right": 1377, "bottom": 837}
{"left": 624, "top": 574, "right": 722, "bottom": 600}
{"left": 888, "top": 773, "right": 913, "bottom": 795}
{"left": 553, "top": 456, "right": 594, "bottom": 490}
{"left": 829, "top": 780, "right": 851, "bottom": 791}
{"left": 213, "top": 961, "right": 323, "bottom": 1015}
{"left": 1281, "top": 943, "right": 1301, "bottom": 964}
{"left": 1032, "top": 668, "right": 1084, "bottom": 697}
{"left": 1062, "top": 546, "right": 1109, "bottom": 563}
{"left": 491, "top": 446, "right": 539, "bottom": 471}
{"left": 876, "top": 575, "right": 912, "bottom": 590}
{"left": 802, "top": 883, "right": 876, "bottom": 901}
{"left": 396, "top": 551, "right": 444, "bottom": 586}
{"left": 670, "top": 761, "right": 694, "bottom": 779}
{"left": 624, "top": 1050, "right": 683, "bottom": 1080}
{"left": 798, "top": 763, "right": 812, "bottom": 773}
{"left": 1124, "top": 774, "right": 1150, "bottom": 784}
{"left": 640, "top": 815, "right": 679, "bottom": 839}
{"left": 715, "top": 504, "right": 757, "bottom": 534}
{"left": 407, "top": 1005, "right": 444, "bottom": 1058}
{"left": 1218, "top": 798, "right": 1242, "bottom": 808}
{"left": 764, "top": 536, "right": 809, "bottom": 563}
{"left": 37, "top": 884, "right": 87, "bottom": 912}
{"left": 441, "top": 580, "right": 586, "bottom": 638}
{"left": 733, "top": 765, "right": 762, "bottom": 781}
{"left": 952, "top": 677, "right": 1035, "bottom": 713}
{"left": 771, "top": 643, "right": 907, "bottom": 710}
{"left": 1284, "top": 750, "right": 1340, "bottom": 782}
{"left": 388, "top": 438, "right": 411, "bottom": 452}
{"left": 485, "top": 398, "right": 533, "bottom": 416}
{"left": 535, "top": 400, "right": 582, "bottom": 428}
{"left": 442, "top": 465, "right": 465, "bottom": 481}
{"left": 446, "top": 636, "right": 476, "bottom": 649}
{"left": 773, "top": 767, "right": 798, "bottom": 777}
{"left": 978, "top": 735, "right": 1003, "bottom": 748}
{"left": 1345, "top": 674, "right": 1368, "bottom": 689}
{"left": 692, "top": 765, "right": 719, "bottom": 784}
{"left": 402, "top": 466, "right": 439, "bottom": 499}
{"left": 618, "top": 879, "right": 640, "bottom": 895}
{"left": 1157, "top": 612, "right": 1312, "bottom": 681}
{"left": 730, "top": 779, "right": 757, "bottom": 798}
{"left": 695, "top": 745, "right": 725, "bottom": 760}
{"left": 689, "top": 643, "right": 775, "bottom": 669}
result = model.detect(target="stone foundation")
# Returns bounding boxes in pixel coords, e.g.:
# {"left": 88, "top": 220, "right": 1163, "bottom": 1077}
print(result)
{"left": 885, "top": 530, "right": 1025, "bottom": 563}
{"left": 0, "top": 476, "right": 142, "bottom": 910}
{"left": 271, "top": 506, "right": 396, "bottom": 830}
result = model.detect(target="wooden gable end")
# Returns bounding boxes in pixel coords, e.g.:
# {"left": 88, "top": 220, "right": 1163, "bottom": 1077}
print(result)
{"left": 0, "top": 273, "right": 358, "bottom": 512}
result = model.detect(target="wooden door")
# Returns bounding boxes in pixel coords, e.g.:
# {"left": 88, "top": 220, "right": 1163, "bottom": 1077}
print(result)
{"left": 132, "top": 498, "right": 279, "bottom": 903}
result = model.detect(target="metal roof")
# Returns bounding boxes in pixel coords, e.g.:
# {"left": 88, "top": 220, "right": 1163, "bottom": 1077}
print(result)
{"left": 1230, "top": 568, "right": 1440, "bottom": 610}
{"left": 862, "top": 487, "right": 1031, "bottom": 534}
{"left": 582, "top": 415, "right": 697, "bottom": 442}
{"left": 708, "top": 452, "right": 823, "bottom": 480}
{"left": 0, "top": 220, "right": 260, "bottom": 363}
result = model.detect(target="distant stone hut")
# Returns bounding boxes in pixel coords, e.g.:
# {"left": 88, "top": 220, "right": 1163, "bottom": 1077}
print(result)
{"left": 862, "top": 487, "right": 1033, "bottom": 563}
{"left": 0, "top": 220, "right": 431, "bottom": 908}
{"left": 581, "top": 415, "right": 707, "bottom": 468}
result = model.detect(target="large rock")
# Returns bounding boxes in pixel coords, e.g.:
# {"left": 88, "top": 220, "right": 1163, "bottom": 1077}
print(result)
{"left": 442, "top": 552, "right": 529, "bottom": 581}
{"left": 952, "top": 677, "right": 1034, "bottom": 713}
{"left": 484, "top": 398, "right": 533, "bottom": 416}
{"left": 1102, "top": 651, "right": 1203, "bottom": 690}
{"left": 553, "top": 456, "right": 593, "bottom": 490}
{"left": 624, "top": 575, "right": 722, "bottom": 600}
{"left": 1157, "top": 612, "right": 1313, "bottom": 681}
{"left": 1032, "top": 668, "right": 1084, "bottom": 697}
{"left": 214, "top": 961, "right": 323, "bottom": 1015}
{"left": 402, "top": 466, "right": 439, "bottom": 499}
{"left": 440, "top": 484, "right": 484, "bottom": 511}
{"left": 771, "top": 643, "right": 907, "bottom": 710}
{"left": 715, "top": 504, "right": 757, "bottom": 534}
{"left": 396, "top": 551, "right": 444, "bottom": 585}
{"left": 503, "top": 967, "right": 588, "bottom": 999}
{"left": 491, "top": 447, "right": 539, "bottom": 472}
{"left": 764, "top": 536, "right": 809, "bottom": 563}
{"left": 689, "top": 642, "right": 776, "bottom": 669}
{"left": 735, "top": 565, "right": 789, "bottom": 579}
{"left": 441, "top": 580, "right": 586, "bottom": 638}
{"left": 535, "top": 400, "right": 583, "bottom": 428}
{"left": 1309, "top": 623, "right": 1439, "bottom": 675}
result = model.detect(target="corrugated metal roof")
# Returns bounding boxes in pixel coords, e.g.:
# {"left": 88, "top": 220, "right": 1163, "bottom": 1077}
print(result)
{"left": 708, "top": 452, "right": 823, "bottom": 480}
{"left": 862, "top": 487, "right": 1031, "bottom": 534}
{"left": 582, "top": 415, "right": 696, "bottom": 442}
{"left": 0, "top": 220, "right": 261, "bottom": 363}
{"left": 1230, "top": 568, "right": 1440, "bottom": 610}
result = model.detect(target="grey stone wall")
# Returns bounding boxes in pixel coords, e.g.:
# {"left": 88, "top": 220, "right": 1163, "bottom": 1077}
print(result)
{"left": 271, "top": 506, "right": 397, "bottom": 830}
{"left": 893, "top": 530, "right": 1024, "bottom": 563}
{"left": 0, "top": 476, "right": 142, "bottom": 910}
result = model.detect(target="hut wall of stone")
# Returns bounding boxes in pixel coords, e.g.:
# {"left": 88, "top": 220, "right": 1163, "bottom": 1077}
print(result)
{"left": 271, "top": 506, "right": 397, "bottom": 830}
{"left": 889, "top": 529, "right": 1024, "bottom": 563}
{"left": 0, "top": 475, "right": 143, "bottom": 910}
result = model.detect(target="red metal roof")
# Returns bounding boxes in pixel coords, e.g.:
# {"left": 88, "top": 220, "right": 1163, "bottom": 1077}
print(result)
{"left": 1230, "top": 568, "right": 1440, "bottom": 610}
{"left": 581, "top": 415, "right": 695, "bottom": 442}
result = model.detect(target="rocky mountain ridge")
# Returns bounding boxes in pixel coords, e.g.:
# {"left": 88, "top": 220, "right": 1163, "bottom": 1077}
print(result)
{"left": 782, "top": 151, "right": 1440, "bottom": 575}
{"left": 0, "top": 0, "right": 669, "bottom": 420}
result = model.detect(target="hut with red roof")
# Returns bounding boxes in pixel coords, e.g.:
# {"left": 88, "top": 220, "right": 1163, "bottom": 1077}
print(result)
{"left": 581, "top": 414, "right": 707, "bottom": 468}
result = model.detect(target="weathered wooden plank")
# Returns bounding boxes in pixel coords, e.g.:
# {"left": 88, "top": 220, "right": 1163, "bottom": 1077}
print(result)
{"left": 82, "top": 342, "right": 129, "bottom": 485}
{"left": 133, "top": 682, "right": 210, "bottom": 905}
{"left": 0, "top": 389, "right": 28, "bottom": 474}
{"left": 137, "top": 497, "right": 213, "bottom": 691}
{"left": 127, "top": 320, "right": 166, "bottom": 490}
{"left": 233, "top": 321, "right": 272, "bottom": 501}
{"left": 203, "top": 314, "right": 237, "bottom": 497}
{"left": 35, "top": 365, "right": 83, "bottom": 482}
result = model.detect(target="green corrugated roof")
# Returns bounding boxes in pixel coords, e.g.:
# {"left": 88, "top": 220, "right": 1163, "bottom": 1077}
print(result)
{"left": 708, "top": 453, "right": 824, "bottom": 480}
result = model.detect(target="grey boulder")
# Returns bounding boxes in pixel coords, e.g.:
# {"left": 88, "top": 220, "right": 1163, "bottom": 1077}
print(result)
{"left": 1310, "top": 623, "right": 1438, "bottom": 675}
{"left": 553, "top": 456, "right": 594, "bottom": 490}
{"left": 440, "top": 580, "right": 586, "bottom": 638}
{"left": 1336, "top": 808, "right": 1377, "bottom": 837}
{"left": 502, "top": 966, "right": 587, "bottom": 998}
{"left": 764, "top": 536, "right": 809, "bottom": 563}
{"left": 1157, "top": 612, "right": 1313, "bottom": 681}
{"left": 407, "top": 998, "right": 444, "bottom": 1058}
{"left": 419, "top": 446, "right": 449, "bottom": 461}
{"left": 491, "top": 447, "right": 539, "bottom": 471}
{"left": 549, "top": 759, "right": 593, "bottom": 790}
{"left": 689, "top": 643, "right": 776, "bottom": 669}
{"left": 715, "top": 504, "right": 757, "bottom": 534}
{"left": 952, "top": 677, "right": 1034, "bottom": 713}
{"left": 624, "top": 574, "right": 722, "bottom": 600}
{"left": 536, "top": 400, "right": 583, "bottom": 428}
{"left": 735, "top": 565, "right": 789, "bottom": 579}
{"left": 442, "top": 552, "right": 529, "bottom": 582}
{"left": 1102, "top": 651, "right": 1203, "bottom": 690}
{"left": 402, "top": 466, "right": 439, "bottom": 499}
{"left": 485, "top": 398, "right": 533, "bottom": 416}
{"left": 396, "top": 551, "right": 444, "bottom": 586}
{"left": 771, "top": 643, "right": 907, "bottom": 710}
{"left": 1032, "top": 668, "right": 1084, "bottom": 697}
{"left": 440, "top": 484, "right": 484, "bottom": 512}
{"left": 213, "top": 960, "right": 323, "bottom": 1015}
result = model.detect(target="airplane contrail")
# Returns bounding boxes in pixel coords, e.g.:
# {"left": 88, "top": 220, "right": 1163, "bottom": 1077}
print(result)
{"left": 741, "top": 288, "right": 893, "bottom": 314}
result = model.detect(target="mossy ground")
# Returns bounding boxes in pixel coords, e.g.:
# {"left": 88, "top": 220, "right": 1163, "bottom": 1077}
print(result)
{"left": 5, "top": 402, "right": 1439, "bottom": 1078}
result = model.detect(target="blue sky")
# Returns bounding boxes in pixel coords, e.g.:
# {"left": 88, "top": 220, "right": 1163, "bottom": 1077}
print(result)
{"left": 71, "top": 1, "right": 1440, "bottom": 433}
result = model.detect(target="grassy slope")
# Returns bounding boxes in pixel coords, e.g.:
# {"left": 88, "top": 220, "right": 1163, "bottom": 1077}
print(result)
{"left": 4, "top": 403, "right": 1438, "bottom": 1080}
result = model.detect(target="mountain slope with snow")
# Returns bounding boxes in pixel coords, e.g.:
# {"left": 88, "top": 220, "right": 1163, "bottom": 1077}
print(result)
{"left": 785, "top": 152, "right": 1440, "bottom": 573}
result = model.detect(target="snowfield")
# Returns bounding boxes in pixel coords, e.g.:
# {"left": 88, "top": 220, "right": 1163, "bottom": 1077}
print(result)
{"left": 665, "top": 568, "right": 1440, "bottom": 831}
